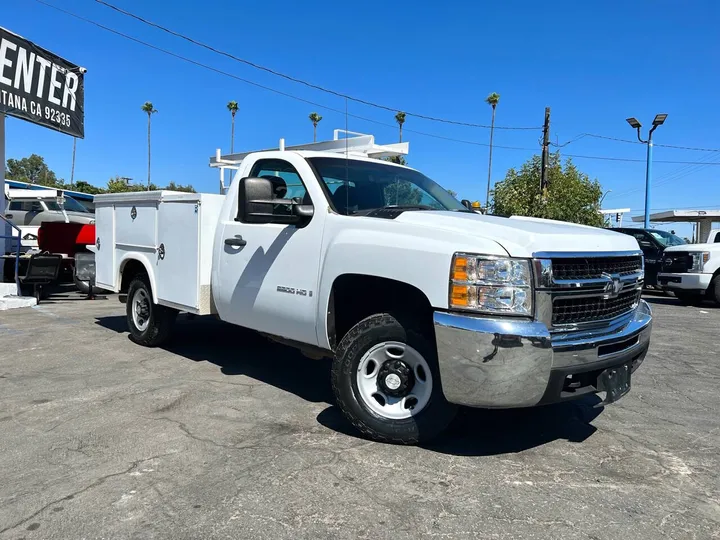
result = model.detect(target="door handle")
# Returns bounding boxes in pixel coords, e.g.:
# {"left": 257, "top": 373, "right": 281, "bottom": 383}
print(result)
{"left": 5, "top": 214, "right": 12, "bottom": 219}
{"left": 224, "top": 235, "right": 247, "bottom": 247}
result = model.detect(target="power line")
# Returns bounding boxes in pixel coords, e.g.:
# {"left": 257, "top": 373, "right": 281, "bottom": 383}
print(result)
{"left": 92, "top": 0, "right": 540, "bottom": 131}
{"left": 655, "top": 142, "right": 720, "bottom": 152}
{"left": 563, "top": 153, "right": 720, "bottom": 165}
{"left": 32, "top": 0, "right": 541, "bottom": 153}
{"left": 605, "top": 151, "right": 720, "bottom": 200}
{"left": 554, "top": 132, "right": 720, "bottom": 152}
{"left": 28, "top": 1, "right": 720, "bottom": 166}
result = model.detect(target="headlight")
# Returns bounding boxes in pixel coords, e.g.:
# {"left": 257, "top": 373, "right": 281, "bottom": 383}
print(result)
{"left": 690, "top": 251, "right": 710, "bottom": 272}
{"left": 450, "top": 254, "right": 533, "bottom": 315}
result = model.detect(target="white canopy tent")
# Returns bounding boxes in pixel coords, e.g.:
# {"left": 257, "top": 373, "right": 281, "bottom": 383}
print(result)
{"left": 632, "top": 209, "right": 720, "bottom": 243}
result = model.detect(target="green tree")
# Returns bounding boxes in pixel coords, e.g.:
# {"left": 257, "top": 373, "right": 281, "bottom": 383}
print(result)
{"left": 384, "top": 155, "right": 406, "bottom": 165}
{"left": 492, "top": 152, "right": 604, "bottom": 227}
{"left": 227, "top": 100, "right": 239, "bottom": 153}
{"left": 6, "top": 154, "right": 63, "bottom": 187}
{"left": 308, "top": 112, "right": 322, "bottom": 142}
{"left": 73, "top": 180, "right": 105, "bottom": 195}
{"left": 166, "top": 181, "right": 196, "bottom": 193}
{"left": 141, "top": 101, "right": 158, "bottom": 190}
{"left": 446, "top": 188, "right": 458, "bottom": 198}
{"left": 106, "top": 176, "right": 134, "bottom": 193}
{"left": 394, "top": 111, "right": 406, "bottom": 142}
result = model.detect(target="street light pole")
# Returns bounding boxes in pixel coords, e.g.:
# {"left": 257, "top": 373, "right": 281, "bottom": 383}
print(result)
{"left": 644, "top": 133, "right": 653, "bottom": 229}
{"left": 626, "top": 114, "right": 667, "bottom": 229}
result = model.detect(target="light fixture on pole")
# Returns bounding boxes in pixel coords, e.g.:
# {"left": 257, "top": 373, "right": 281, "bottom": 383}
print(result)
{"left": 626, "top": 114, "right": 667, "bottom": 228}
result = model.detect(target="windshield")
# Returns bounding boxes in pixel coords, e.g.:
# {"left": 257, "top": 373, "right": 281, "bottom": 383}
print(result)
{"left": 650, "top": 230, "right": 686, "bottom": 247}
{"left": 307, "top": 157, "right": 469, "bottom": 215}
{"left": 46, "top": 196, "right": 90, "bottom": 213}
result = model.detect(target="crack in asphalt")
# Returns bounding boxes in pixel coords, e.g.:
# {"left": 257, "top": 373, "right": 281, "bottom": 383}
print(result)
{"left": 0, "top": 452, "right": 175, "bottom": 535}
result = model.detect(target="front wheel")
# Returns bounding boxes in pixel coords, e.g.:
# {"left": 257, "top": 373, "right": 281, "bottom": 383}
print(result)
{"left": 331, "top": 313, "right": 457, "bottom": 445}
{"left": 126, "top": 276, "right": 177, "bottom": 347}
{"left": 674, "top": 290, "right": 704, "bottom": 306}
{"left": 709, "top": 275, "right": 720, "bottom": 305}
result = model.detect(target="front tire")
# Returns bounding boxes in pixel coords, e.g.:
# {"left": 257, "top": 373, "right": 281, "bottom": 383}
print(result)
{"left": 709, "top": 275, "right": 720, "bottom": 304}
{"left": 126, "top": 275, "right": 177, "bottom": 347}
{"left": 331, "top": 313, "right": 457, "bottom": 445}
{"left": 674, "top": 290, "right": 703, "bottom": 306}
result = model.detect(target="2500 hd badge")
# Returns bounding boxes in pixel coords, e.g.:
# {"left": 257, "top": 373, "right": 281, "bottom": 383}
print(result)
{"left": 277, "top": 285, "right": 313, "bottom": 297}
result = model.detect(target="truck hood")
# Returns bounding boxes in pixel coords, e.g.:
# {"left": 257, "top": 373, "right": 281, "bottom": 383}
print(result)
{"left": 664, "top": 243, "right": 715, "bottom": 252}
{"left": 394, "top": 211, "right": 640, "bottom": 257}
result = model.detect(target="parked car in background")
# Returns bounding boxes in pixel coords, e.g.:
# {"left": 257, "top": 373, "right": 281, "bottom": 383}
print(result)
{"left": 610, "top": 228, "right": 686, "bottom": 288}
{"left": 4, "top": 189, "right": 95, "bottom": 227}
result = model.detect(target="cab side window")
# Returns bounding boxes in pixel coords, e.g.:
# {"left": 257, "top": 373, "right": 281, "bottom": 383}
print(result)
{"left": 249, "top": 159, "right": 310, "bottom": 213}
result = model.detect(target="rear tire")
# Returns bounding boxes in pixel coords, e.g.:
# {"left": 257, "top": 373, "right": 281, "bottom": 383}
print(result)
{"left": 331, "top": 313, "right": 457, "bottom": 445}
{"left": 710, "top": 275, "right": 720, "bottom": 304}
{"left": 674, "top": 290, "right": 703, "bottom": 306}
{"left": 126, "top": 275, "right": 177, "bottom": 347}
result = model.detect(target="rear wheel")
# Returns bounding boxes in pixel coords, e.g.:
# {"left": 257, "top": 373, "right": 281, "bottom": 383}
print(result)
{"left": 126, "top": 275, "right": 177, "bottom": 346}
{"left": 710, "top": 275, "right": 720, "bottom": 304}
{"left": 331, "top": 313, "right": 457, "bottom": 445}
{"left": 674, "top": 290, "right": 704, "bottom": 306}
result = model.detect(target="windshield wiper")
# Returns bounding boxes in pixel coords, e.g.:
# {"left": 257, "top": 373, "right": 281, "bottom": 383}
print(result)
{"left": 383, "top": 204, "right": 436, "bottom": 210}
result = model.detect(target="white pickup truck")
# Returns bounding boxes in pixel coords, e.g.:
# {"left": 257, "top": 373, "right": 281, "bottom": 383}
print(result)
{"left": 658, "top": 229, "right": 720, "bottom": 304}
{"left": 94, "top": 133, "right": 652, "bottom": 444}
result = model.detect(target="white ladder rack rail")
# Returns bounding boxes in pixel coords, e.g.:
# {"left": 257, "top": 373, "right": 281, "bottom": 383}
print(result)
{"left": 209, "top": 130, "right": 409, "bottom": 193}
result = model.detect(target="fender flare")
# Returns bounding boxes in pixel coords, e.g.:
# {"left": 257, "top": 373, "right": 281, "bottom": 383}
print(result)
{"left": 117, "top": 253, "right": 159, "bottom": 304}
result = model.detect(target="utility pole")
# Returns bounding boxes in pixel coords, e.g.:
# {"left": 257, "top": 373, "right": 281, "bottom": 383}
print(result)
{"left": 70, "top": 137, "right": 77, "bottom": 189}
{"left": 540, "top": 107, "right": 550, "bottom": 191}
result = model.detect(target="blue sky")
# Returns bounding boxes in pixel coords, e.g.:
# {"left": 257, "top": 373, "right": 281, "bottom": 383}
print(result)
{"left": 3, "top": 0, "right": 719, "bottom": 235}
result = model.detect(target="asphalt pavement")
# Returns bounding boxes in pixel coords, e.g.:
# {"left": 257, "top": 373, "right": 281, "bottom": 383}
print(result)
{"left": 0, "top": 289, "right": 718, "bottom": 539}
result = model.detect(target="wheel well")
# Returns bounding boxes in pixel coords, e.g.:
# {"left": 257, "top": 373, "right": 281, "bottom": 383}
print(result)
{"left": 120, "top": 259, "right": 149, "bottom": 293}
{"left": 327, "top": 274, "right": 434, "bottom": 350}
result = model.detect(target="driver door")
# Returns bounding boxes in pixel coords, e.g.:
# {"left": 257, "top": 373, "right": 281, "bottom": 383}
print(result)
{"left": 631, "top": 231, "right": 661, "bottom": 287}
{"left": 212, "top": 155, "right": 327, "bottom": 346}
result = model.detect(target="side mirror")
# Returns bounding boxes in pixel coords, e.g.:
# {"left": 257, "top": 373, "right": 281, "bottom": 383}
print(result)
{"left": 461, "top": 199, "right": 472, "bottom": 210}
{"left": 237, "top": 177, "right": 313, "bottom": 225}
{"left": 637, "top": 240, "right": 653, "bottom": 250}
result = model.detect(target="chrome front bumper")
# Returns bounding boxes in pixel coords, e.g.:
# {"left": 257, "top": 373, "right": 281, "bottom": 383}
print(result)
{"left": 433, "top": 300, "right": 652, "bottom": 408}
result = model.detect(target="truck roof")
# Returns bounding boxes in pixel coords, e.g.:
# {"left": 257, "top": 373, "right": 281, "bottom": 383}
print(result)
{"left": 287, "top": 150, "right": 415, "bottom": 169}
{"left": 210, "top": 131, "right": 410, "bottom": 169}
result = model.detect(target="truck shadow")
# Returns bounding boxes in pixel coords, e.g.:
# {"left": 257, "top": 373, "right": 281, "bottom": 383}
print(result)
{"left": 96, "top": 313, "right": 334, "bottom": 404}
{"left": 316, "top": 397, "right": 602, "bottom": 456}
{"left": 96, "top": 314, "right": 603, "bottom": 455}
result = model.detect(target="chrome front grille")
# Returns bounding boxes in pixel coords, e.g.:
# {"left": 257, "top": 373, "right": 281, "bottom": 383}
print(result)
{"left": 533, "top": 251, "right": 644, "bottom": 330}
{"left": 552, "top": 288, "right": 641, "bottom": 325}
{"left": 550, "top": 256, "right": 642, "bottom": 280}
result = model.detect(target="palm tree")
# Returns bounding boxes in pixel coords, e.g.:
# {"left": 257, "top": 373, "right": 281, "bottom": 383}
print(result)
{"left": 484, "top": 92, "right": 500, "bottom": 210}
{"left": 395, "top": 111, "right": 406, "bottom": 142}
{"left": 308, "top": 112, "right": 322, "bottom": 142}
{"left": 141, "top": 101, "right": 158, "bottom": 190}
{"left": 227, "top": 100, "right": 239, "bottom": 153}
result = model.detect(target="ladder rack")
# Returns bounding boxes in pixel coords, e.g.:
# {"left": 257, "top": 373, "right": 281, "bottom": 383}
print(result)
{"left": 209, "top": 130, "right": 409, "bottom": 194}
